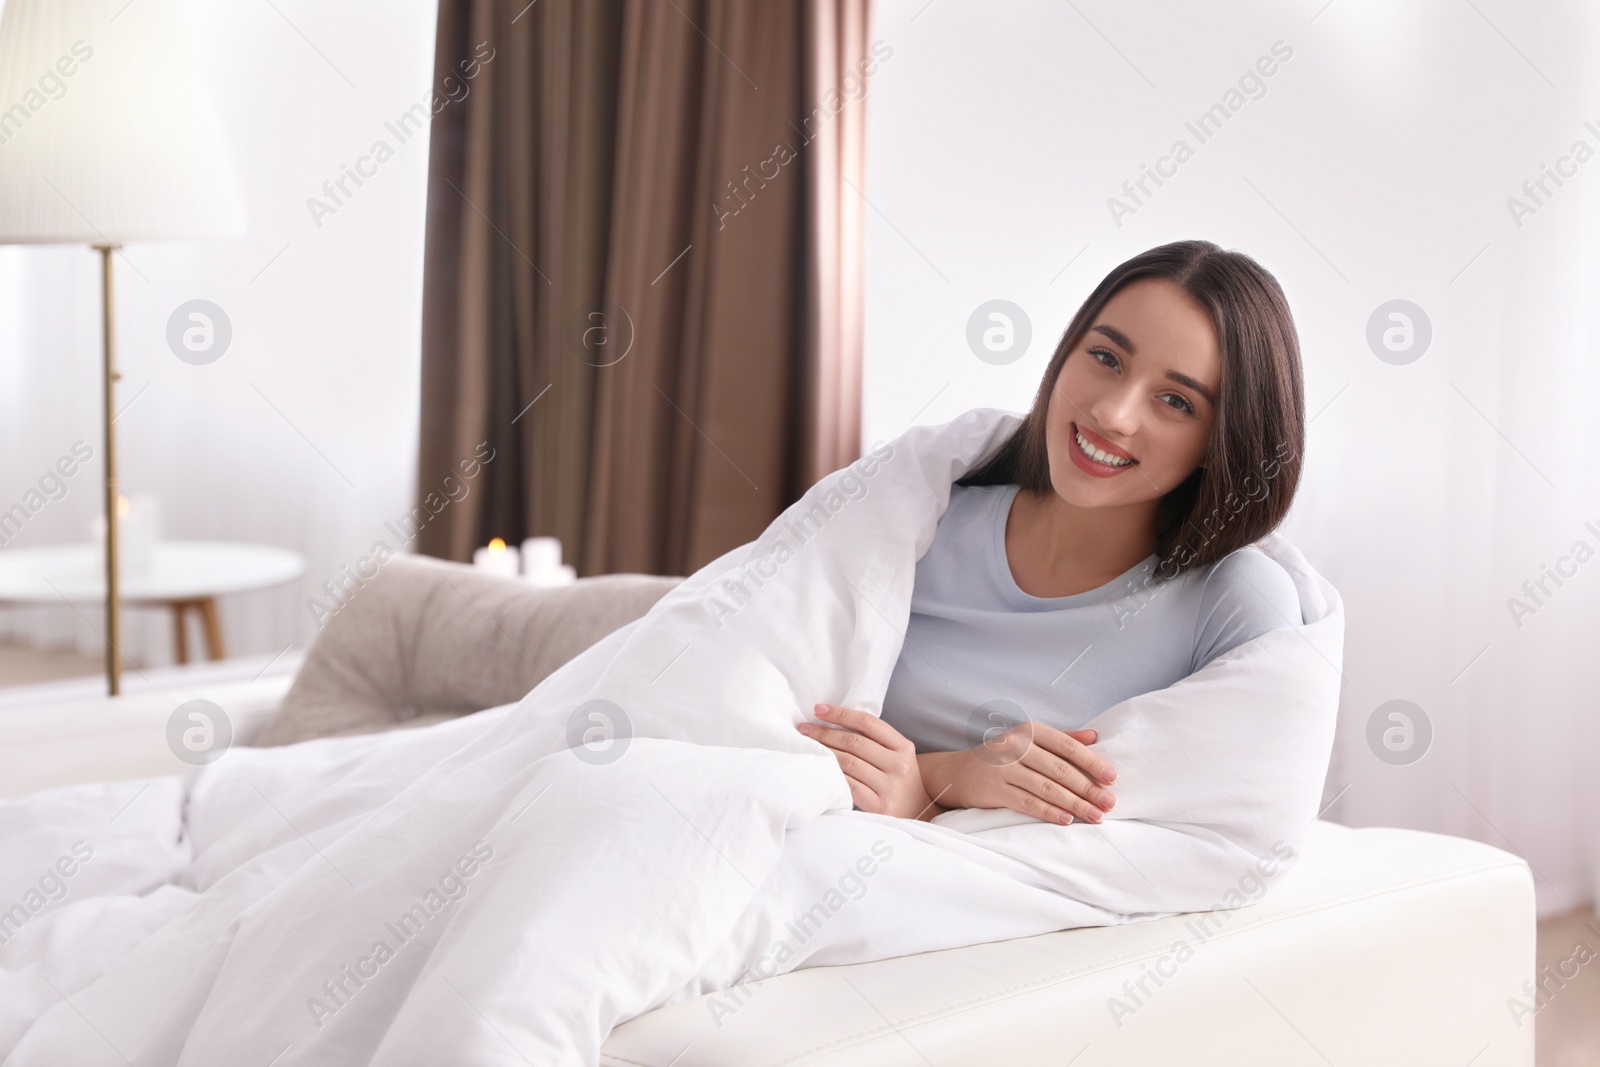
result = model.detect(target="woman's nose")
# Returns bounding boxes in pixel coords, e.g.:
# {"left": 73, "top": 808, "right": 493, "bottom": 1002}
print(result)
{"left": 1089, "top": 386, "right": 1141, "bottom": 437}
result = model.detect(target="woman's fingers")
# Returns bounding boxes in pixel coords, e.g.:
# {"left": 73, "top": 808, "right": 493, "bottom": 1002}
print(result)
{"left": 810, "top": 704, "right": 913, "bottom": 753}
{"left": 798, "top": 720, "right": 897, "bottom": 781}
{"left": 1000, "top": 781, "right": 1076, "bottom": 826}
{"left": 1009, "top": 762, "right": 1108, "bottom": 823}
{"left": 1020, "top": 744, "right": 1116, "bottom": 813}
{"left": 1031, "top": 722, "right": 1117, "bottom": 785}
{"left": 798, "top": 706, "right": 904, "bottom": 775}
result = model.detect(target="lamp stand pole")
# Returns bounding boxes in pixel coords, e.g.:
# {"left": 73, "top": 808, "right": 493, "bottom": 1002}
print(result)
{"left": 94, "top": 243, "right": 122, "bottom": 696}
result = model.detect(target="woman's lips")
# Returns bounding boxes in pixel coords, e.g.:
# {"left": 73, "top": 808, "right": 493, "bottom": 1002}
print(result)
{"left": 1069, "top": 422, "right": 1138, "bottom": 478}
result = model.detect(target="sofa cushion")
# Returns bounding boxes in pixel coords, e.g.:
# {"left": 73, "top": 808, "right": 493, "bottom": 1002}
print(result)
{"left": 252, "top": 554, "right": 682, "bottom": 746}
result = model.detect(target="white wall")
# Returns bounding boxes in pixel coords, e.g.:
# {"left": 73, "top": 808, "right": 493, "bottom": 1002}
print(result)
{"left": 864, "top": 0, "right": 1600, "bottom": 914}
{"left": 0, "top": 0, "right": 440, "bottom": 666}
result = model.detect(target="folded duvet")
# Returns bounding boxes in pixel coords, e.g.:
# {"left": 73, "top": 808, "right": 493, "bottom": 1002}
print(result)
{"left": 0, "top": 406, "right": 1344, "bottom": 1066}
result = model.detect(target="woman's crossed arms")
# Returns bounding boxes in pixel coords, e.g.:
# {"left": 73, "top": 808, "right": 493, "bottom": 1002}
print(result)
{"left": 798, "top": 703, "right": 1118, "bottom": 827}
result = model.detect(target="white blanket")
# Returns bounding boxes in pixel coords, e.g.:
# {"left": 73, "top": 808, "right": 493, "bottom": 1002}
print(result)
{"left": 0, "top": 406, "right": 1343, "bottom": 1066}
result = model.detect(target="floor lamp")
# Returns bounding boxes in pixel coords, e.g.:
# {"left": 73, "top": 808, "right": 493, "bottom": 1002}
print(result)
{"left": 0, "top": 0, "right": 246, "bottom": 694}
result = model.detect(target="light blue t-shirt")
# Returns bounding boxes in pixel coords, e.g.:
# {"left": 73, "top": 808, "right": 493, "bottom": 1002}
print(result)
{"left": 879, "top": 483, "right": 1302, "bottom": 754}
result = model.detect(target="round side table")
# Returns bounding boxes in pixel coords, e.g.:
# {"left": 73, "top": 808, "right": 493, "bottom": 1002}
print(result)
{"left": 0, "top": 541, "right": 306, "bottom": 663}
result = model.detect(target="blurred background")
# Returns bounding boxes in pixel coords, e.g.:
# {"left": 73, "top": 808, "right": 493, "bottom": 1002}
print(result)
{"left": 1, "top": 0, "right": 1597, "bottom": 1055}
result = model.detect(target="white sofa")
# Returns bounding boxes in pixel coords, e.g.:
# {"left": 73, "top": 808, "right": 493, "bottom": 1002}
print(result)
{"left": 0, "top": 557, "right": 1536, "bottom": 1065}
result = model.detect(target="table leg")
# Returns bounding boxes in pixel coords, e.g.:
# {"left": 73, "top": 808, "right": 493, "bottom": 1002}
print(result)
{"left": 171, "top": 603, "right": 190, "bottom": 665}
{"left": 198, "top": 597, "right": 226, "bottom": 661}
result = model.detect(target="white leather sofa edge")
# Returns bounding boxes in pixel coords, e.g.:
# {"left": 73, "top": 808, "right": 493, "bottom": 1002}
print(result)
{"left": 603, "top": 822, "right": 1535, "bottom": 1066}
{"left": 0, "top": 676, "right": 291, "bottom": 798}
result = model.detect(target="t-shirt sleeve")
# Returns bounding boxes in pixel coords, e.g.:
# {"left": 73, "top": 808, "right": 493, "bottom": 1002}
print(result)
{"left": 1189, "top": 546, "right": 1302, "bottom": 674}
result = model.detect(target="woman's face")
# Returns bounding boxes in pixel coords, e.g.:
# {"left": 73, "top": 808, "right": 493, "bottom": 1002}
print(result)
{"left": 1044, "top": 277, "right": 1222, "bottom": 510}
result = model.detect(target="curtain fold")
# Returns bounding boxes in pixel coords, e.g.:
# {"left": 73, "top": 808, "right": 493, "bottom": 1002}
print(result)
{"left": 416, "top": 0, "right": 870, "bottom": 576}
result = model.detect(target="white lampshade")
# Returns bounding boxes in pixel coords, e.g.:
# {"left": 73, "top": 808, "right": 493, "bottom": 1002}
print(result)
{"left": 0, "top": 0, "right": 246, "bottom": 245}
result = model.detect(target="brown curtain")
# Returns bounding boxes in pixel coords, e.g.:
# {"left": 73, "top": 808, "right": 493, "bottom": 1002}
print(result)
{"left": 415, "top": 0, "right": 870, "bottom": 577}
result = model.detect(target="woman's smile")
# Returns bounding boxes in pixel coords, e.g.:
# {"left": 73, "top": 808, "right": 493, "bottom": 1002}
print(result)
{"left": 1068, "top": 421, "right": 1138, "bottom": 477}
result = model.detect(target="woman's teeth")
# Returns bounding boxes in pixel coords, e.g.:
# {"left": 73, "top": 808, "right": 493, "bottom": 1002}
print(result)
{"left": 1075, "top": 428, "right": 1133, "bottom": 467}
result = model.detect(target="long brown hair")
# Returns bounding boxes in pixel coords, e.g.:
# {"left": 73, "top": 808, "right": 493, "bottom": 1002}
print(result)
{"left": 959, "top": 240, "right": 1304, "bottom": 583}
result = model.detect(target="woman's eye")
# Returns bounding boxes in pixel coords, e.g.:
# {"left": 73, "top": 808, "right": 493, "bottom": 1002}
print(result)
{"left": 1088, "top": 346, "right": 1194, "bottom": 415}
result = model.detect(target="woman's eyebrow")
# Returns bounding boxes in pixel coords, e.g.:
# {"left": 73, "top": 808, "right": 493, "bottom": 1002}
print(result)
{"left": 1090, "top": 323, "right": 1218, "bottom": 407}
{"left": 1091, "top": 324, "right": 1136, "bottom": 352}
{"left": 1167, "top": 371, "right": 1218, "bottom": 407}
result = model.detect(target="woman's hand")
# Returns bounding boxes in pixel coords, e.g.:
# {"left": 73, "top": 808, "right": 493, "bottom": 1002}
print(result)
{"left": 797, "top": 704, "right": 946, "bottom": 821}
{"left": 916, "top": 722, "right": 1117, "bottom": 826}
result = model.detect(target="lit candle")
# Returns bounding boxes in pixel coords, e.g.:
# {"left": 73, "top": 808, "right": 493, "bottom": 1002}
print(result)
{"left": 91, "top": 493, "right": 159, "bottom": 578}
{"left": 472, "top": 537, "right": 520, "bottom": 578}
{"left": 122, "top": 495, "right": 158, "bottom": 577}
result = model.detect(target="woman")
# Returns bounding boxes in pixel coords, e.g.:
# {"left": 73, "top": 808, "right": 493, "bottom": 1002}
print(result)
{"left": 799, "top": 239, "right": 1305, "bottom": 828}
